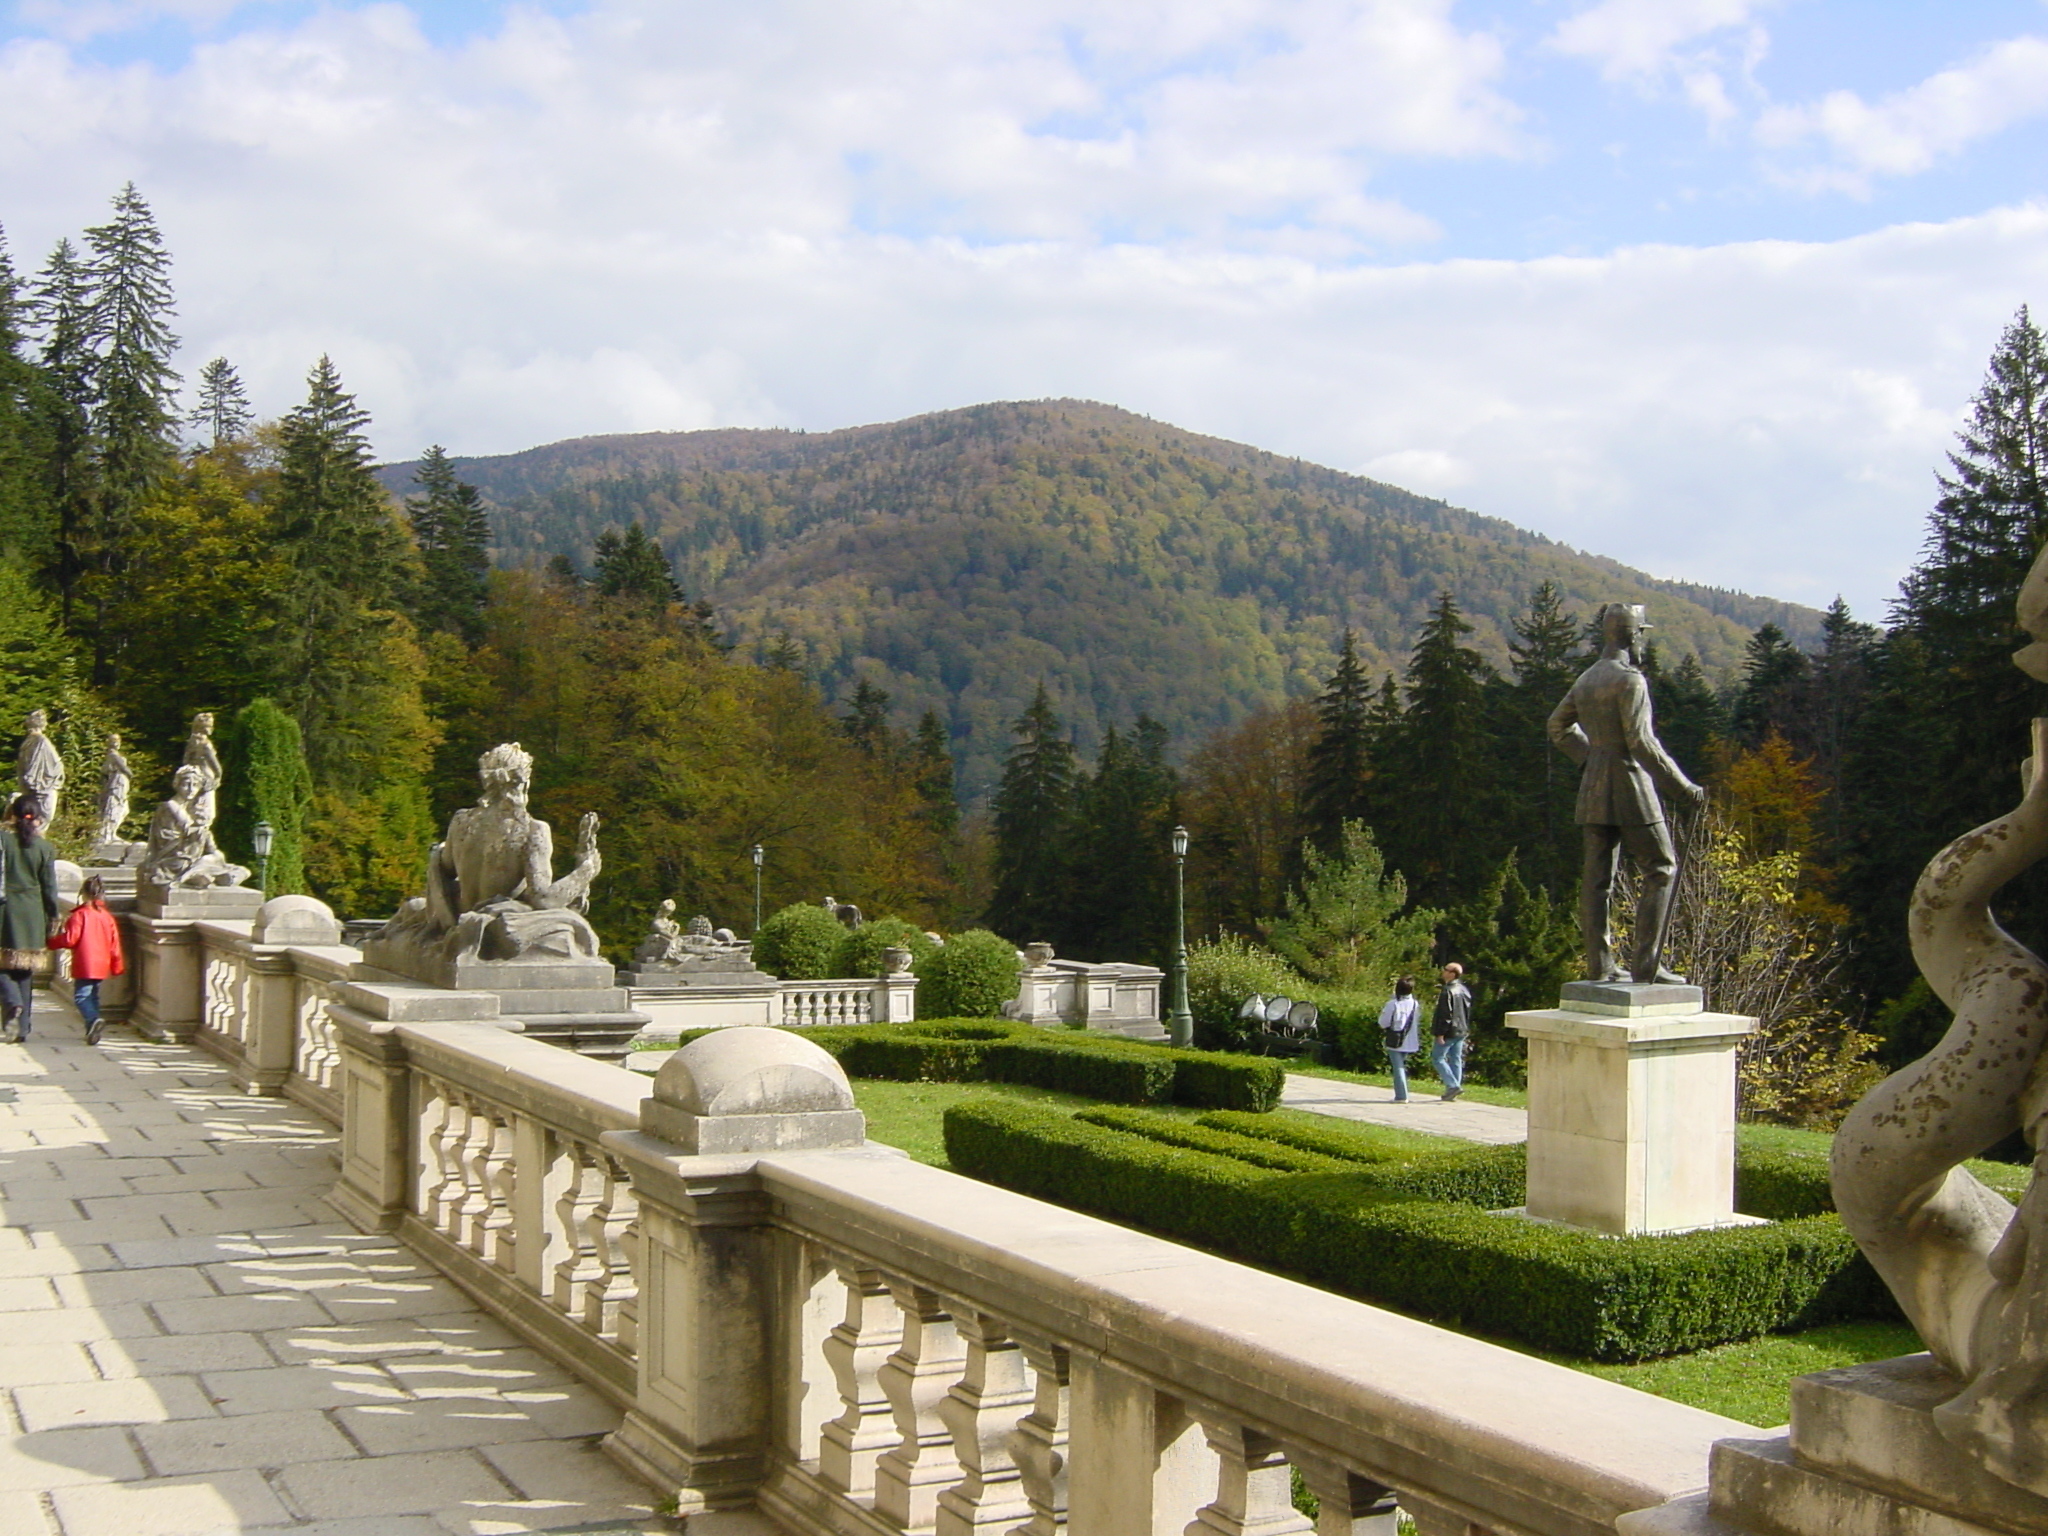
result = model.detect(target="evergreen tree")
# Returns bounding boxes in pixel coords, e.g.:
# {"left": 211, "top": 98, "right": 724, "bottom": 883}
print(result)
{"left": 1731, "top": 623, "right": 1809, "bottom": 746}
{"left": 1439, "top": 849, "right": 1579, "bottom": 1085}
{"left": 30, "top": 238, "right": 95, "bottom": 610}
{"left": 1266, "top": 819, "right": 1438, "bottom": 989}
{"left": 1652, "top": 652, "right": 1727, "bottom": 784}
{"left": 77, "top": 184, "right": 179, "bottom": 665}
{"left": 1063, "top": 717, "right": 1177, "bottom": 963}
{"left": 0, "top": 227, "right": 53, "bottom": 562}
{"left": 1800, "top": 597, "right": 1876, "bottom": 854}
{"left": 984, "top": 683, "right": 1078, "bottom": 943}
{"left": 841, "top": 678, "right": 894, "bottom": 757}
{"left": 1376, "top": 592, "right": 1500, "bottom": 907}
{"left": 593, "top": 522, "right": 682, "bottom": 603}
{"left": 405, "top": 445, "right": 491, "bottom": 642}
{"left": 911, "top": 709, "right": 958, "bottom": 835}
{"left": 764, "top": 631, "right": 805, "bottom": 672}
{"left": 543, "top": 552, "right": 583, "bottom": 590}
{"left": 218, "top": 698, "right": 314, "bottom": 895}
{"left": 1503, "top": 580, "right": 1584, "bottom": 892}
{"left": 1300, "top": 629, "right": 1375, "bottom": 855}
{"left": 188, "top": 356, "right": 253, "bottom": 449}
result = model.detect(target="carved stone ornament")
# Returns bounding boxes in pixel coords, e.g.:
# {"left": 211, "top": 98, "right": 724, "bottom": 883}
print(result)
{"left": 138, "top": 764, "right": 249, "bottom": 890}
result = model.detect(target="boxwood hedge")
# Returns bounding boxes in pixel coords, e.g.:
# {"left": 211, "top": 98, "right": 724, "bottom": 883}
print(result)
{"left": 943, "top": 1097, "right": 1896, "bottom": 1361}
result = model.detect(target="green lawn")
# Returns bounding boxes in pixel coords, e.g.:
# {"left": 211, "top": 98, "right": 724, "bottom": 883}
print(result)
{"left": 1281, "top": 1058, "right": 1528, "bottom": 1108}
{"left": 847, "top": 1075, "right": 1934, "bottom": 1426}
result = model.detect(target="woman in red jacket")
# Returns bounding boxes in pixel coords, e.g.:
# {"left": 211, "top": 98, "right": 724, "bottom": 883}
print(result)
{"left": 51, "top": 875, "right": 124, "bottom": 1046}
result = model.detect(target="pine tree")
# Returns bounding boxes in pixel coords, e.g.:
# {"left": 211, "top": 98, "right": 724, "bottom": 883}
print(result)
{"left": 764, "top": 631, "right": 805, "bottom": 672}
{"left": 405, "top": 445, "right": 491, "bottom": 642}
{"left": 593, "top": 523, "right": 682, "bottom": 603}
{"left": 984, "top": 683, "right": 1078, "bottom": 943}
{"left": 0, "top": 227, "right": 53, "bottom": 562}
{"left": 842, "top": 678, "right": 893, "bottom": 757}
{"left": 77, "top": 184, "right": 179, "bottom": 664}
{"left": 1438, "top": 849, "right": 1578, "bottom": 1086}
{"left": 188, "top": 356, "right": 253, "bottom": 448}
{"left": 1300, "top": 629, "right": 1375, "bottom": 855}
{"left": 1267, "top": 819, "right": 1438, "bottom": 989}
{"left": 911, "top": 709, "right": 958, "bottom": 835}
{"left": 1652, "top": 652, "right": 1727, "bottom": 783}
{"left": 30, "top": 238, "right": 95, "bottom": 612}
{"left": 1063, "top": 717, "right": 1177, "bottom": 962}
{"left": 1503, "top": 580, "right": 1584, "bottom": 892}
{"left": 1731, "top": 623, "right": 1809, "bottom": 746}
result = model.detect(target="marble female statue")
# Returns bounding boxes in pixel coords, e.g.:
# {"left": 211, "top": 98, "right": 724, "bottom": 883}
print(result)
{"left": 92, "top": 734, "right": 131, "bottom": 849}
{"left": 138, "top": 765, "right": 248, "bottom": 890}
{"left": 182, "top": 712, "right": 221, "bottom": 834}
{"left": 15, "top": 709, "right": 63, "bottom": 837}
{"left": 1833, "top": 542, "right": 2048, "bottom": 1495}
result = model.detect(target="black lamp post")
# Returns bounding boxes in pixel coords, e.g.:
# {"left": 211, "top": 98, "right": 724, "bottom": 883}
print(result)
{"left": 253, "top": 819, "right": 275, "bottom": 898}
{"left": 752, "top": 844, "right": 765, "bottom": 934}
{"left": 1167, "top": 823, "right": 1194, "bottom": 1048}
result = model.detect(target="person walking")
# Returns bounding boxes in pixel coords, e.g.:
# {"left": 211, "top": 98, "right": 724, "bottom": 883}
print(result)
{"left": 1378, "top": 975, "right": 1422, "bottom": 1102}
{"left": 0, "top": 797, "right": 61, "bottom": 1044}
{"left": 1432, "top": 961, "right": 1473, "bottom": 1102}
{"left": 50, "top": 875, "right": 123, "bottom": 1046}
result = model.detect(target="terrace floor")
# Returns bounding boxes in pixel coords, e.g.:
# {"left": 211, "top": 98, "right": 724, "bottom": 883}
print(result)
{"left": 0, "top": 993, "right": 676, "bottom": 1536}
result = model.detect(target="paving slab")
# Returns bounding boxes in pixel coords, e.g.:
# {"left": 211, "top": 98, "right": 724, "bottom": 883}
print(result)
{"left": 1281, "top": 1072, "right": 1529, "bottom": 1144}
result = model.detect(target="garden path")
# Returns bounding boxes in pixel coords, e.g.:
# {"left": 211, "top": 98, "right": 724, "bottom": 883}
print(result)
{"left": 1281, "top": 1074, "right": 1528, "bottom": 1145}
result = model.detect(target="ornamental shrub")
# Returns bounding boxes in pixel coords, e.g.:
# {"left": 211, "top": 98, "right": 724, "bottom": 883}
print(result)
{"left": 218, "top": 699, "right": 313, "bottom": 895}
{"left": 833, "top": 916, "right": 938, "bottom": 979}
{"left": 1187, "top": 935, "right": 1302, "bottom": 1052}
{"left": 919, "top": 929, "right": 1021, "bottom": 1018}
{"left": 753, "top": 902, "right": 848, "bottom": 980}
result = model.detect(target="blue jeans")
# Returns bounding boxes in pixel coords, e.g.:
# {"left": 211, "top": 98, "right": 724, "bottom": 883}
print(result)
{"left": 73, "top": 980, "right": 101, "bottom": 1030}
{"left": 1387, "top": 1049, "right": 1413, "bottom": 1100}
{"left": 1432, "top": 1036, "right": 1466, "bottom": 1096}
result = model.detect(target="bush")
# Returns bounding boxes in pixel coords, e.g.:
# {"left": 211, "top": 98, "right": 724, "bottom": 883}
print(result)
{"left": 1194, "top": 1109, "right": 1528, "bottom": 1204}
{"left": 833, "top": 917, "right": 939, "bottom": 979}
{"left": 753, "top": 903, "right": 848, "bottom": 980}
{"left": 990, "top": 1039, "right": 1179, "bottom": 1103}
{"left": 1301, "top": 990, "right": 1390, "bottom": 1071}
{"left": 943, "top": 1098, "right": 1894, "bottom": 1361}
{"left": 1732, "top": 1141, "right": 1834, "bottom": 1221}
{"left": 1187, "top": 935, "right": 1302, "bottom": 1052}
{"left": 919, "top": 929, "right": 1022, "bottom": 1018}
{"left": 1076, "top": 1107, "right": 1351, "bottom": 1172}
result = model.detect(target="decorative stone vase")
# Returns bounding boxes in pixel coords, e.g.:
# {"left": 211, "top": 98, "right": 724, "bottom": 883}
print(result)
{"left": 882, "top": 946, "right": 914, "bottom": 976}
{"left": 1023, "top": 942, "right": 1055, "bottom": 968}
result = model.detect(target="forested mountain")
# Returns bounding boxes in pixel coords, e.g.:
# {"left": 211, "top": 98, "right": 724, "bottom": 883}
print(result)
{"left": 378, "top": 402, "right": 1820, "bottom": 797}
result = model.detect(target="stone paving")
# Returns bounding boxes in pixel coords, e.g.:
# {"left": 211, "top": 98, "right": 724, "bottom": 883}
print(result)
{"left": 0, "top": 993, "right": 676, "bottom": 1536}
{"left": 1281, "top": 1073, "right": 1529, "bottom": 1145}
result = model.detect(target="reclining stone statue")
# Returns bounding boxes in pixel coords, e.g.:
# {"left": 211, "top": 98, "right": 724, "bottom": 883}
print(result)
{"left": 139, "top": 764, "right": 249, "bottom": 890}
{"left": 373, "top": 742, "right": 603, "bottom": 967}
{"left": 1832, "top": 542, "right": 2048, "bottom": 1497}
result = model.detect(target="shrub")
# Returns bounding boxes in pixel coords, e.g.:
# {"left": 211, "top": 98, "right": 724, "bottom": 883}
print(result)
{"left": 1187, "top": 935, "right": 1301, "bottom": 1052}
{"left": 943, "top": 1098, "right": 1894, "bottom": 1361}
{"left": 1166, "top": 1049, "right": 1286, "bottom": 1111}
{"left": 920, "top": 929, "right": 1022, "bottom": 1018}
{"left": 1302, "top": 990, "right": 1389, "bottom": 1071}
{"left": 753, "top": 903, "right": 848, "bottom": 980}
{"left": 833, "top": 917, "right": 939, "bottom": 979}
{"left": 989, "top": 1039, "right": 1178, "bottom": 1103}
{"left": 1076, "top": 1107, "right": 1351, "bottom": 1172}
{"left": 1732, "top": 1141, "right": 1834, "bottom": 1221}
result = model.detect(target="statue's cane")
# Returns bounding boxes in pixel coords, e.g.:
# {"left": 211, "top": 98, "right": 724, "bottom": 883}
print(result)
{"left": 1646, "top": 796, "right": 1703, "bottom": 980}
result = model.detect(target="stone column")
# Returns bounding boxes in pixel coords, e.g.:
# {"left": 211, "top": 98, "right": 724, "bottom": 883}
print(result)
{"left": 1509, "top": 982, "right": 1758, "bottom": 1236}
{"left": 128, "top": 916, "right": 205, "bottom": 1042}
{"left": 602, "top": 1026, "right": 867, "bottom": 1517}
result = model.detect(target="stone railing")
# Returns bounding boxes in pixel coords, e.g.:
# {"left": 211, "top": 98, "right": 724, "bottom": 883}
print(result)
{"left": 633, "top": 974, "right": 918, "bottom": 1041}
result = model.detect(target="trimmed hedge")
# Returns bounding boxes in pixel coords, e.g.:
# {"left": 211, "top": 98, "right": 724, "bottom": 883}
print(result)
{"left": 1076, "top": 1106, "right": 1353, "bottom": 1173}
{"left": 944, "top": 1097, "right": 1896, "bottom": 1361}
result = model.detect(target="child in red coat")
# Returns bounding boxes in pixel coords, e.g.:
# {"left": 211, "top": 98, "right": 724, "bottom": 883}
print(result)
{"left": 51, "top": 876, "right": 124, "bottom": 1046}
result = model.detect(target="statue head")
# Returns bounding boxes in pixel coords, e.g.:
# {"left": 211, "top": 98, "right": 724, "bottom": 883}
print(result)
{"left": 687, "top": 914, "right": 714, "bottom": 937}
{"left": 105, "top": 733, "right": 120, "bottom": 751}
{"left": 192, "top": 712, "right": 213, "bottom": 736}
{"left": 23, "top": 709, "right": 46, "bottom": 733}
{"left": 1599, "top": 603, "right": 1648, "bottom": 654}
{"left": 659, "top": 897, "right": 676, "bottom": 916}
{"left": 477, "top": 742, "right": 534, "bottom": 810}
{"left": 171, "top": 764, "right": 204, "bottom": 801}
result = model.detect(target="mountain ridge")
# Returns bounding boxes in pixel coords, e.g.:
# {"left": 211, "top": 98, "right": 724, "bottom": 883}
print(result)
{"left": 378, "top": 399, "right": 1823, "bottom": 797}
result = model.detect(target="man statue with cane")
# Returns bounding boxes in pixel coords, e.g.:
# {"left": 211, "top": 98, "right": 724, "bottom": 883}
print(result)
{"left": 1547, "top": 603, "right": 1706, "bottom": 984}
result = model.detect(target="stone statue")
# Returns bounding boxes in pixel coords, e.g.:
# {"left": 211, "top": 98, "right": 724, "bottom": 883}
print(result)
{"left": 629, "top": 899, "right": 754, "bottom": 973}
{"left": 182, "top": 712, "right": 221, "bottom": 836}
{"left": 1830, "top": 545, "right": 2048, "bottom": 1498}
{"left": 16, "top": 709, "right": 63, "bottom": 837}
{"left": 372, "top": 742, "right": 603, "bottom": 966}
{"left": 139, "top": 765, "right": 249, "bottom": 890}
{"left": 635, "top": 898, "right": 686, "bottom": 966}
{"left": 1547, "top": 603, "right": 1706, "bottom": 984}
{"left": 821, "top": 894, "right": 863, "bottom": 929}
{"left": 92, "top": 734, "right": 131, "bottom": 849}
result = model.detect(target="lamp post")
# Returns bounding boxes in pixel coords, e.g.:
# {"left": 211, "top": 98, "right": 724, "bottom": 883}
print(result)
{"left": 1167, "top": 823, "right": 1194, "bottom": 1048}
{"left": 252, "top": 819, "right": 275, "bottom": 899}
{"left": 751, "top": 844, "right": 765, "bottom": 934}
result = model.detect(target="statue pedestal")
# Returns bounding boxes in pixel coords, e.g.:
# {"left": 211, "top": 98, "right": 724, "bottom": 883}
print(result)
{"left": 135, "top": 884, "right": 263, "bottom": 921}
{"left": 1508, "top": 982, "right": 1757, "bottom": 1236}
{"left": 355, "top": 946, "right": 649, "bottom": 1064}
{"left": 1621, "top": 1355, "right": 2048, "bottom": 1536}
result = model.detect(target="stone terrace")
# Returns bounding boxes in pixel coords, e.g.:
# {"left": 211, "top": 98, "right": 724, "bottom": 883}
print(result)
{"left": 0, "top": 998, "right": 673, "bottom": 1536}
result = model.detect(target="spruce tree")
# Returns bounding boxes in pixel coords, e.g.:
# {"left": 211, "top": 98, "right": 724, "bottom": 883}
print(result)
{"left": 841, "top": 678, "right": 893, "bottom": 757}
{"left": 1503, "top": 580, "right": 1584, "bottom": 893}
{"left": 1731, "top": 623, "right": 1809, "bottom": 746}
{"left": 912, "top": 709, "right": 958, "bottom": 835}
{"left": 984, "top": 683, "right": 1078, "bottom": 944}
{"left": 593, "top": 523, "right": 682, "bottom": 603}
{"left": 1652, "top": 652, "right": 1727, "bottom": 783}
{"left": 30, "top": 238, "right": 95, "bottom": 613}
{"left": 1300, "top": 629, "right": 1375, "bottom": 855}
{"left": 1062, "top": 717, "right": 1177, "bottom": 963}
{"left": 405, "top": 445, "right": 491, "bottom": 641}
{"left": 0, "top": 227, "right": 53, "bottom": 563}
{"left": 189, "top": 356, "right": 253, "bottom": 449}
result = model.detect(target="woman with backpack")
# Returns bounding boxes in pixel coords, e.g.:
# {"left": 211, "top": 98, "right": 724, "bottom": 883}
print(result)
{"left": 51, "top": 875, "right": 124, "bottom": 1047}
{"left": 1378, "top": 975, "right": 1422, "bottom": 1102}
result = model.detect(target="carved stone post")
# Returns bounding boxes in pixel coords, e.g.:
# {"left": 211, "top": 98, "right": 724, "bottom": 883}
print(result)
{"left": 328, "top": 1008, "right": 411, "bottom": 1233}
{"left": 1188, "top": 1420, "right": 1313, "bottom": 1536}
{"left": 1290, "top": 1453, "right": 1398, "bottom": 1536}
{"left": 874, "top": 1283, "right": 967, "bottom": 1529}
{"left": 601, "top": 1027, "right": 867, "bottom": 1517}
{"left": 933, "top": 1310, "right": 1035, "bottom": 1534}
{"left": 820, "top": 1265, "right": 906, "bottom": 1499}
{"left": 1066, "top": 1354, "right": 1215, "bottom": 1535}
{"left": 1007, "top": 1337, "right": 1070, "bottom": 1536}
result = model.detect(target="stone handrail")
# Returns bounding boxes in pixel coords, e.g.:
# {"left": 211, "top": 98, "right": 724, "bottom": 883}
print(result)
{"left": 778, "top": 979, "right": 885, "bottom": 1028}
{"left": 183, "top": 914, "right": 363, "bottom": 1116}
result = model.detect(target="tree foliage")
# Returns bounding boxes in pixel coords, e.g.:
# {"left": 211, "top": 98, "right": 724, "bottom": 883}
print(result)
{"left": 1266, "top": 820, "right": 1438, "bottom": 991}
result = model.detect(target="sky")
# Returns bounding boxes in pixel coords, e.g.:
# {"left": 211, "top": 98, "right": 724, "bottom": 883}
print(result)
{"left": 5, "top": 2, "right": 2048, "bottom": 619}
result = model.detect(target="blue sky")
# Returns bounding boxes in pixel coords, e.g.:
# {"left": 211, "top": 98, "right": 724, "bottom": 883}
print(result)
{"left": 5, "top": 1, "right": 2048, "bottom": 623}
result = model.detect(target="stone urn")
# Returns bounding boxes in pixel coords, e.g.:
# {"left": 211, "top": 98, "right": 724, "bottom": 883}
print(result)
{"left": 882, "top": 946, "right": 914, "bottom": 976}
{"left": 1023, "top": 941, "right": 1055, "bottom": 969}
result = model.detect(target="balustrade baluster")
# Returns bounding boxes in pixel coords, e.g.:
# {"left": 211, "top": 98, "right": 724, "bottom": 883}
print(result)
{"left": 875, "top": 1282, "right": 968, "bottom": 1531}
{"left": 581, "top": 1154, "right": 638, "bottom": 1340}
{"left": 479, "top": 1110, "right": 518, "bottom": 1272}
{"left": 1006, "top": 1339, "right": 1068, "bottom": 1536}
{"left": 1396, "top": 1498, "right": 1498, "bottom": 1536}
{"left": 1187, "top": 1420, "right": 1312, "bottom": 1536}
{"left": 821, "top": 1264, "right": 907, "bottom": 1500}
{"left": 455, "top": 1094, "right": 499, "bottom": 1255}
{"left": 420, "top": 1084, "right": 463, "bottom": 1233}
{"left": 552, "top": 1143, "right": 606, "bottom": 1319}
{"left": 1289, "top": 1454, "right": 1398, "bottom": 1536}
{"left": 614, "top": 1216, "right": 640, "bottom": 1354}
{"left": 935, "top": 1311, "right": 1035, "bottom": 1535}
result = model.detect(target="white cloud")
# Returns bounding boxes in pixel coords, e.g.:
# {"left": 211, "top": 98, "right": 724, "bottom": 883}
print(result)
{"left": 0, "top": 1, "right": 2038, "bottom": 622}
{"left": 1758, "top": 35, "right": 2048, "bottom": 194}
{"left": 1550, "top": 0, "right": 1768, "bottom": 81}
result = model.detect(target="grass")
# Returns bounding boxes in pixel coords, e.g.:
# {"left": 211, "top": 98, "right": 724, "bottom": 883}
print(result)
{"left": 850, "top": 1078, "right": 1203, "bottom": 1167}
{"left": 1733, "top": 1121, "right": 2030, "bottom": 1200}
{"left": 1281, "top": 1058, "right": 1528, "bottom": 1108}
{"left": 1570, "top": 1321, "right": 1923, "bottom": 1427}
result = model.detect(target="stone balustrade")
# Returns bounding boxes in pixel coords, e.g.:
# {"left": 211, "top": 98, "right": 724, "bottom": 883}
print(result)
{"left": 121, "top": 900, "right": 1749, "bottom": 1533}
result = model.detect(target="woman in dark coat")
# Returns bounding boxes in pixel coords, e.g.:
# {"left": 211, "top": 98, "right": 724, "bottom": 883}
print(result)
{"left": 0, "top": 795, "right": 61, "bottom": 1043}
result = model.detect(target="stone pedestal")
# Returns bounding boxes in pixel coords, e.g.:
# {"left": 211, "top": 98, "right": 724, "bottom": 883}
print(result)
{"left": 355, "top": 946, "right": 650, "bottom": 1063}
{"left": 1621, "top": 1355, "right": 2048, "bottom": 1536}
{"left": 135, "top": 884, "right": 264, "bottom": 921}
{"left": 1508, "top": 981, "right": 1757, "bottom": 1236}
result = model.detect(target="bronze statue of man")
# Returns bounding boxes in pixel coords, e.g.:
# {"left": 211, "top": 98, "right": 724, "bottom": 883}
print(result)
{"left": 1547, "top": 603, "right": 1705, "bottom": 983}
